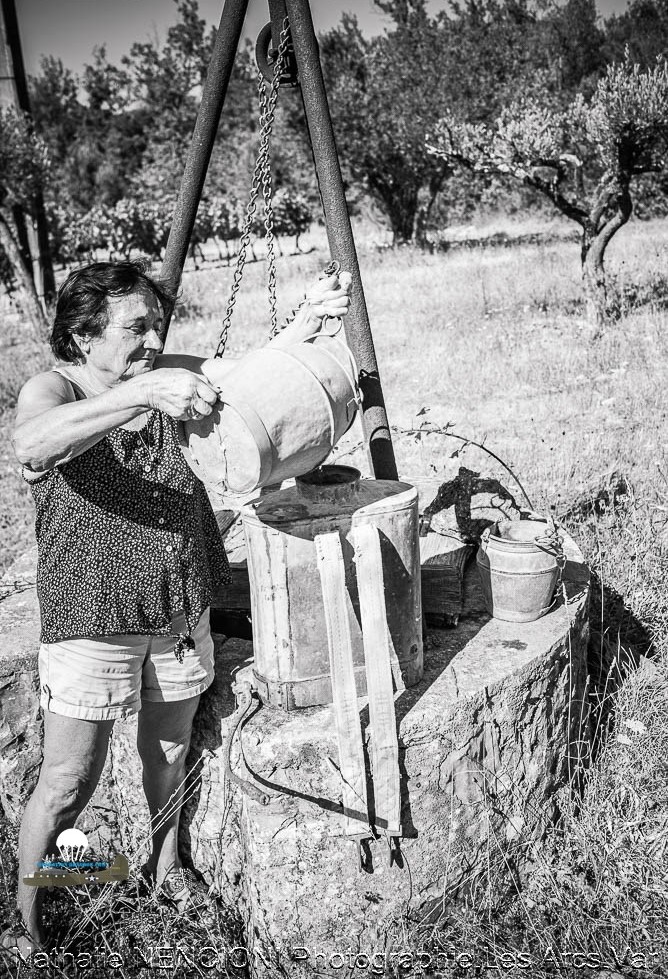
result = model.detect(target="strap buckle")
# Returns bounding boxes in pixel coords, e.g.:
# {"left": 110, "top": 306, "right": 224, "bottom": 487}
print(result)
{"left": 353, "top": 834, "right": 373, "bottom": 874}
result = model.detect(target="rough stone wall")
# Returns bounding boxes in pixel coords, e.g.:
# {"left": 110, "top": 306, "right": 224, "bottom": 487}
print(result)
{"left": 222, "top": 592, "right": 589, "bottom": 976}
{"left": 0, "top": 584, "right": 42, "bottom": 822}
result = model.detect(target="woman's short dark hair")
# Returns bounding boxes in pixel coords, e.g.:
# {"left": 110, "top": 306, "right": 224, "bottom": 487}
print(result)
{"left": 50, "top": 261, "right": 176, "bottom": 364}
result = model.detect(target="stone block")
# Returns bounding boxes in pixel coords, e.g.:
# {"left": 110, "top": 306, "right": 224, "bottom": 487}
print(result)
{"left": 0, "top": 537, "right": 589, "bottom": 975}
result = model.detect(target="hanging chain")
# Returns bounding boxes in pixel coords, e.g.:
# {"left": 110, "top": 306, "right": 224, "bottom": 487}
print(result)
{"left": 215, "top": 18, "right": 292, "bottom": 360}
{"left": 261, "top": 89, "right": 279, "bottom": 338}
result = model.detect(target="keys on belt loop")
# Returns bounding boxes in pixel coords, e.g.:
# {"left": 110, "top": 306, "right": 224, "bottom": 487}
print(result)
{"left": 170, "top": 609, "right": 193, "bottom": 664}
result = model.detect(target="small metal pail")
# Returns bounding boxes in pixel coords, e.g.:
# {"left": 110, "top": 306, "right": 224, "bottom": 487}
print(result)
{"left": 476, "top": 518, "right": 562, "bottom": 622}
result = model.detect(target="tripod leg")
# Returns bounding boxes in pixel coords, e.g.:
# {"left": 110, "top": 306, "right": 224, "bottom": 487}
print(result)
{"left": 160, "top": 0, "right": 250, "bottom": 337}
{"left": 285, "top": 0, "right": 398, "bottom": 482}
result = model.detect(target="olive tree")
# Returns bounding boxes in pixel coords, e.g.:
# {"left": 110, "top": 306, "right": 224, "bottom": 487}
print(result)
{"left": 0, "top": 108, "right": 50, "bottom": 336}
{"left": 320, "top": 4, "right": 453, "bottom": 244}
{"left": 428, "top": 54, "right": 668, "bottom": 325}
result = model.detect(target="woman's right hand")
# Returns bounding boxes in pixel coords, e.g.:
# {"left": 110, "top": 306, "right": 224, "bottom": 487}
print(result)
{"left": 141, "top": 368, "right": 218, "bottom": 420}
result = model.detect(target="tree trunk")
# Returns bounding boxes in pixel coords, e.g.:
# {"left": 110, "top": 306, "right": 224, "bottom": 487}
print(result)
{"left": 581, "top": 180, "right": 633, "bottom": 334}
{"left": 414, "top": 201, "right": 435, "bottom": 249}
{"left": 0, "top": 209, "right": 49, "bottom": 339}
{"left": 415, "top": 167, "right": 449, "bottom": 249}
{"left": 390, "top": 204, "right": 418, "bottom": 245}
{"left": 581, "top": 227, "right": 607, "bottom": 331}
{"left": 371, "top": 181, "right": 419, "bottom": 245}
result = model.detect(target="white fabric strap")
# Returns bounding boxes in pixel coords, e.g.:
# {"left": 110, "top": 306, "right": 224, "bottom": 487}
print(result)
{"left": 315, "top": 531, "right": 369, "bottom": 837}
{"left": 353, "top": 523, "right": 402, "bottom": 837}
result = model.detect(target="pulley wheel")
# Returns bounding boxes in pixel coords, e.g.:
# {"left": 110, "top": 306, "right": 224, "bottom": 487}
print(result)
{"left": 255, "top": 22, "right": 299, "bottom": 86}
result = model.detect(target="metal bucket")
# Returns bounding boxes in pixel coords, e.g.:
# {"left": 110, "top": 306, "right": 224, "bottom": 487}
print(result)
{"left": 178, "top": 325, "right": 361, "bottom": 494}
{"left": 476, "top": 518, "right": 562, "bottom": 622}
{"left": 242, "top": 465, "right": 423, "bottom": 710}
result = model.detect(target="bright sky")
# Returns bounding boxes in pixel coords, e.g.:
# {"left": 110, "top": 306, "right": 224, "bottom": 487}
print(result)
{"left": 17, "top": 0, "right": 629, "bottom": 77}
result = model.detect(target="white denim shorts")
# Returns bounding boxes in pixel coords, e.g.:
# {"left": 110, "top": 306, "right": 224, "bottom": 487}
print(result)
{"left": 38, "top": 609, "right": 214, "bottom": 721}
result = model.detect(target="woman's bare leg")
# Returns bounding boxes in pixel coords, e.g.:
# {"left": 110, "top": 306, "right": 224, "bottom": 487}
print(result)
{"left": 17, "top": 711, "right": 114, "bottom": 949}
{"left": 136, "top": 695, "right": 200, "bottom": 885}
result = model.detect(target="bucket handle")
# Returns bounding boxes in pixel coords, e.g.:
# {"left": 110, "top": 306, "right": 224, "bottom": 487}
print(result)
{"left": 265, "top": 337, "right": 362, "bottom": 442}
{"left": 310, "top": 339, "right": 363, "bottom": 430}
{"left": 307, "top": 314, "right": 344, "bottom": 339}
{"left": 480, "top": 520, "right": 566, "bottom": 561}
{"left": 321, "top": 339, "right": 364, "bottom": 411}
{"left": 270, "top": 317, "right": 359, "bottom": 388}
{"left": 311, "top": 339, "right": 364, "bottom": 423}
{"left": 302, "top": 327, "right": 363, "bottom": 411}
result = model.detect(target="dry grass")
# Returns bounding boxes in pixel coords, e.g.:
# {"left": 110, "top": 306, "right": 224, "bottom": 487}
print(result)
{"left": 389, "top": 652, "right": 668, "bottom": 979}
{"left": 1, "top": 214, "right": 668, "bottom": 976}
{"left": 0, "top": 810, "right": 247, "bottom": 978}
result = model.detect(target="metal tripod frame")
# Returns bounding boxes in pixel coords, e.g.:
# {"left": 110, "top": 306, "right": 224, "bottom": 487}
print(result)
{"left": 159, "top": 0, "right": 398, "bottom": 481}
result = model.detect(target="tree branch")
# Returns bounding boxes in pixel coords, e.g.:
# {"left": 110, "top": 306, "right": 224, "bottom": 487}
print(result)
{"left": 526, "top": 176, "right": 589, "bottom": 226}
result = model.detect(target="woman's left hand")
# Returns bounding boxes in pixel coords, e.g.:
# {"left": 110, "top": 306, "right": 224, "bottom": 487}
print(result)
{"left": 303, "top": 269, "right": 352, "bottom": 321}
{"left": 268, "top": 270, "right": 352, "bottom": 348}
{"left": 200, "top": 271, "right": 353, "bottom": 390}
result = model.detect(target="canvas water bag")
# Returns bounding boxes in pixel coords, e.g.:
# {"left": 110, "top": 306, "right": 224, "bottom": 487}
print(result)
{"left": 178, "top": 326, "right": 361, "bottom": 494}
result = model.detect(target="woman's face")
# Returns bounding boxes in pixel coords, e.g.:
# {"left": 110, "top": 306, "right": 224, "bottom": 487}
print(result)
{"left": 79, "top": 285, "right": 164, "bottom": 382}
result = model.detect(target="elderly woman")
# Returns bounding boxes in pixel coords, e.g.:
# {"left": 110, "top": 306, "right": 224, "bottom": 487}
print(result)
{"left": 6, "top": 259, "right": 351, "bottom": 956}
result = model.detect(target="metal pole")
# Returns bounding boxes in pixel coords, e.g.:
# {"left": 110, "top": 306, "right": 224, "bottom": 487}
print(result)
{"left": 160, "top": 0, "right": 250, "bottom": 339}
{"left": 283, "top": 0, "right": 398, "bottom": 481}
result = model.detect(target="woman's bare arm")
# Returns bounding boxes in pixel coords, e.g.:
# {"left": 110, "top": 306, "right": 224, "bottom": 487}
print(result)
{"left": 14, "top": 270, "right": 354, "bottom": 472}
{"left": 12, "top": 372, "right": 152, "bottom": 473}
{"left": 12, "top": 368, "right": 217, "bottom": 473}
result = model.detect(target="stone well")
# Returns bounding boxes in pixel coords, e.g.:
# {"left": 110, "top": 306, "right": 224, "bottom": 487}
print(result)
{"left": 0, "top": 537, "right": 589, "bottom": 976}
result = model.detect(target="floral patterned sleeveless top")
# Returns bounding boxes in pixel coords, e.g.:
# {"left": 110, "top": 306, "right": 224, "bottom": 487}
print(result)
{"left": 27, "top": 369, "right": 231, "bottom": 646}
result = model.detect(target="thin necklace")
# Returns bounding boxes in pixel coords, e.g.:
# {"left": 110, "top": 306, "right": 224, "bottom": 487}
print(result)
{"left": 136, "top": 410, "right": 157, "bottom": 474}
